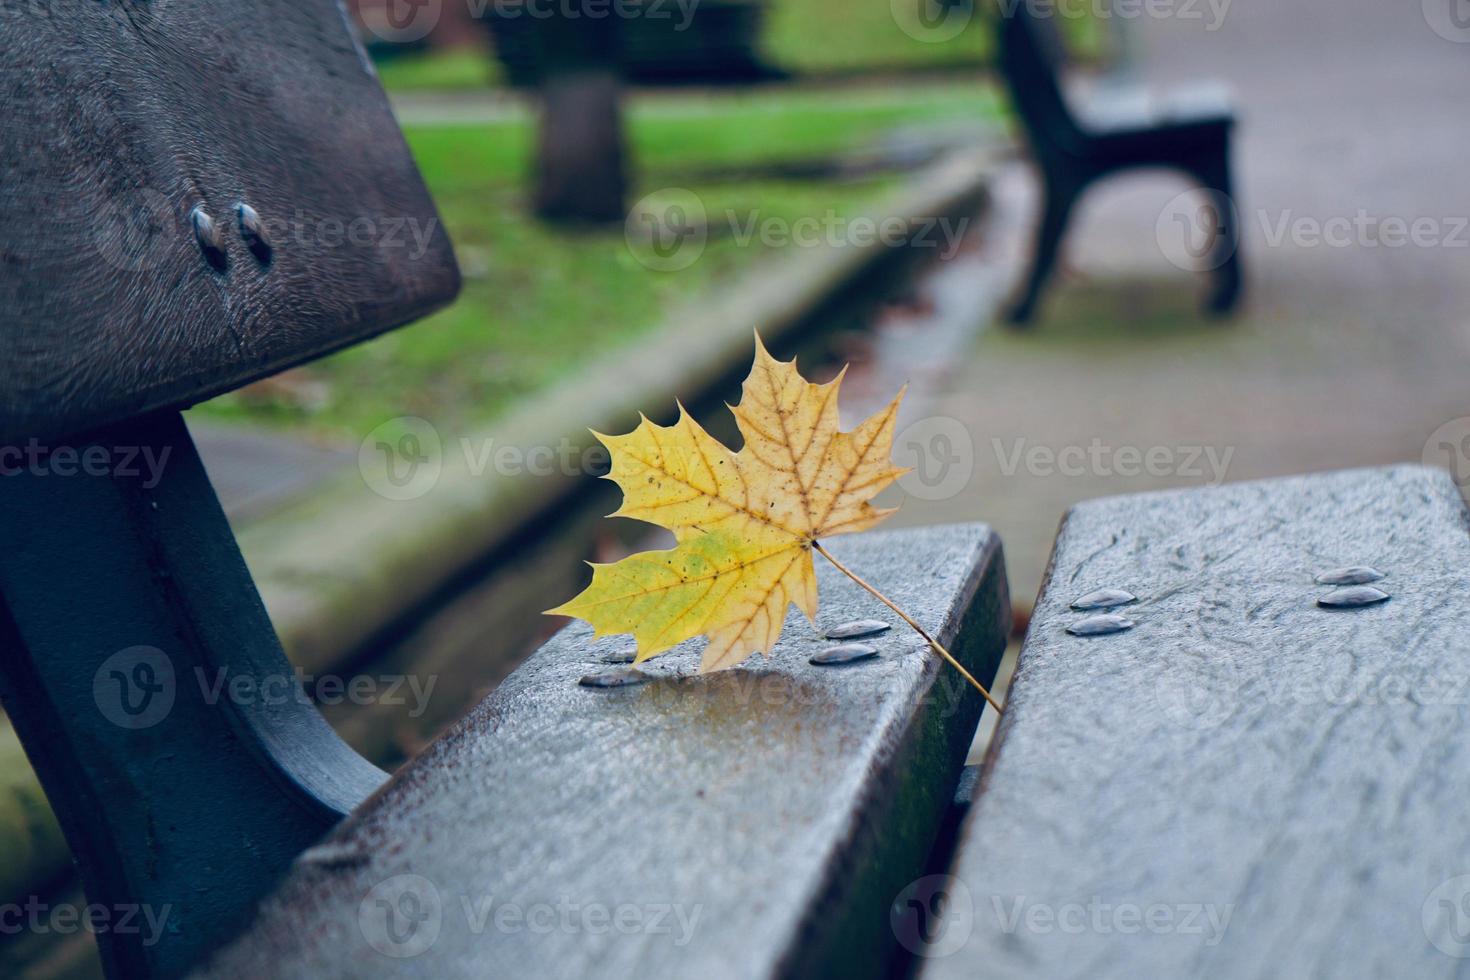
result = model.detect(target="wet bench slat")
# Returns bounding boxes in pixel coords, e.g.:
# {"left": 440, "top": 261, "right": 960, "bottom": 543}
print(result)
{"left": 924, "top": 466, "right": 1470, "bottom": 980}
{"left": 195, "top": 524, "right": 1010, "bottom": 980}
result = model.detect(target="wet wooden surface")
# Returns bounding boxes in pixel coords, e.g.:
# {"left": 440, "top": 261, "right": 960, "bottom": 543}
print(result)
{"left": 0, "top": 0, "right": 458, "bottom": 444}
{"left": 926, "top": 465, "right": 1470, "bottom": 979}
{"left": 195, "top": 524, "right": 1009, "bottom": 979}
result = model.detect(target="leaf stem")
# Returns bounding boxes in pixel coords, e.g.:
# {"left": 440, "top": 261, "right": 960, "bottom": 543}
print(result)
{"left": 812, "top": 542, "right": 1004, "bottom": 716}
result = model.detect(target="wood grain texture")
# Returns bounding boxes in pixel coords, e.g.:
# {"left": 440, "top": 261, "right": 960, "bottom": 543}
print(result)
{"left": 193, "top": 524, "right": 1010, "bottom": 980}
{"left": 0, "top": 0, "right": 460, "bottom": 444}
{"left": 925, "top": 465, "right": 1470, "bottom": 979}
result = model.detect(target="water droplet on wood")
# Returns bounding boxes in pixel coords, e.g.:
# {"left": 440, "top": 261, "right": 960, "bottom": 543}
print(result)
{"left": 1317, "top": 586, "right": 1390, "bottom": 609}
{"left": 1314, "top": 566, "right": 1384, "bottom": 586}
{"left": 298, "top": 842, "right": 370, "bottom": 870}
{"left": 824, "top": 619, "right": 892, "bottom": 640}
{"left": 810, "top": 643, "right": 880, "bottom": 665}
{"left": 1066, "top": 614, "right": 1135, "bottom": 637}
{"left": 578, "top": 668, "right": 650, "bottom": 688}
{"left": 1070, "top": 588, "right": 1137, "bottom": 611}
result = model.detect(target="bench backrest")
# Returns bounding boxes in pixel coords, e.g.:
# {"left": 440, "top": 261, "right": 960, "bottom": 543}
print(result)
{"left": 995, "top": 3, "right": 1088, "bottom": 157}
{"left": 0, "top": 0, "right": 461, "bottom": 445}
{"left": 0, "top": 5, "right": 460, "bottom": 977}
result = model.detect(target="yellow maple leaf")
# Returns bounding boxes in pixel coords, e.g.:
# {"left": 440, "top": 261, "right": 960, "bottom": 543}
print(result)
{"left": 547, "top": 335, "right": 907, "bottom": 672}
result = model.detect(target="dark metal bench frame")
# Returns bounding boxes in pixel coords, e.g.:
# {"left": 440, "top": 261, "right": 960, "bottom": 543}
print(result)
{"left": 0, "top": 2, "right": 460, "bottom": 975}
{"left": 996, "top": 2, "right": 1243, "bottom": 324}
{"left": 0, "top": 414, "right": 391, "bottom": 977}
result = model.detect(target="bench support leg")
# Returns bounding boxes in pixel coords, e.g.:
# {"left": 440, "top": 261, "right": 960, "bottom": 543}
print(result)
{"left": 0, "top": 412, "right": 386, "bottom": 980}
{"left": 1006, "top": 171, "right": 1081, "bottom": 326}
{"left": 1191, "top": 148, "right": 1243, "bottom": 316}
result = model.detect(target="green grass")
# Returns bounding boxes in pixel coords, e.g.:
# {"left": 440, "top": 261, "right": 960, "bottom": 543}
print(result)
{"left": 765, "top": 0, "right": 1103, "bottom": 72}
{"left": 371, "top": 1, "right": 1104, "bottom": 90}
{"left": 374, "top": 47, "right": 502, "bottom": 91}
{"left": 194, "top": 86, "right": 1003, "bottom": 440}
{"left": 403, "top": 84, "right": 1004, "bottom": 191}
{"left": 764, "top": 0, "right": 995, "bottom": 72}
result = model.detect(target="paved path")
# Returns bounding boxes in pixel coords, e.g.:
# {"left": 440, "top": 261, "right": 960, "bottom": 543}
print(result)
{"left": 190, "top": 421, "right": 349, "bottom": 524}
{"left": 891, "top": 0, "right": 1470, "bottom": 610}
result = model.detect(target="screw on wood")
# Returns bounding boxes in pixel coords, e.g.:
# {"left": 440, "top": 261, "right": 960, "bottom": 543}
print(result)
{"left": 190, "top": 205, "right": 226, "bottom": 270}
{"left": 236, "top": 202, "right": 272, "bottom": 262}
{"left": 812, "top": 541, "right": 1004, "bottom": 715}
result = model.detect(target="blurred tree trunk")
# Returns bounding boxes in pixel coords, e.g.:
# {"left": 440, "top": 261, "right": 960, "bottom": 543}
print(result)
{"left": 532, "top": 15, "right": 627, "bottom": 224}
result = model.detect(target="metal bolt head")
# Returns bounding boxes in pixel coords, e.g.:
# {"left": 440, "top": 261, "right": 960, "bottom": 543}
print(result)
{"left": 236, "top": 202, "right": 271, "bottom": 256}
{"left": 190, "top": 205, "right": 223, "bottom": 257}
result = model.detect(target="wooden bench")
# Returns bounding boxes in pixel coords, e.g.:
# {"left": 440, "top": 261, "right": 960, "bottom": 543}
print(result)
{"left": 194, "top": 525, "right": 1009, "bottom": 978}
{"left": 996, "top": 2, "right": 1243, "bottom": 323}
{"left": 7, "top": 4, "right": 1456, "bottom": 980}
{"left": 0, "top": 4, "right": 1012, "bottom": 979}
{"left": 0, "top": 2, "right": 458, "bottom": 976}
{"left": 923, "top": 465, "right": 1470, "bottom": 978}
{"left": 191, "top": 465, "right": 1470, "bottom": 978}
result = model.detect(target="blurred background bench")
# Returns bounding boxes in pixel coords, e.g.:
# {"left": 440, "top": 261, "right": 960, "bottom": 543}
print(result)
{"left": 996, "top": 0, "right": 1241, "bottom": 324}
